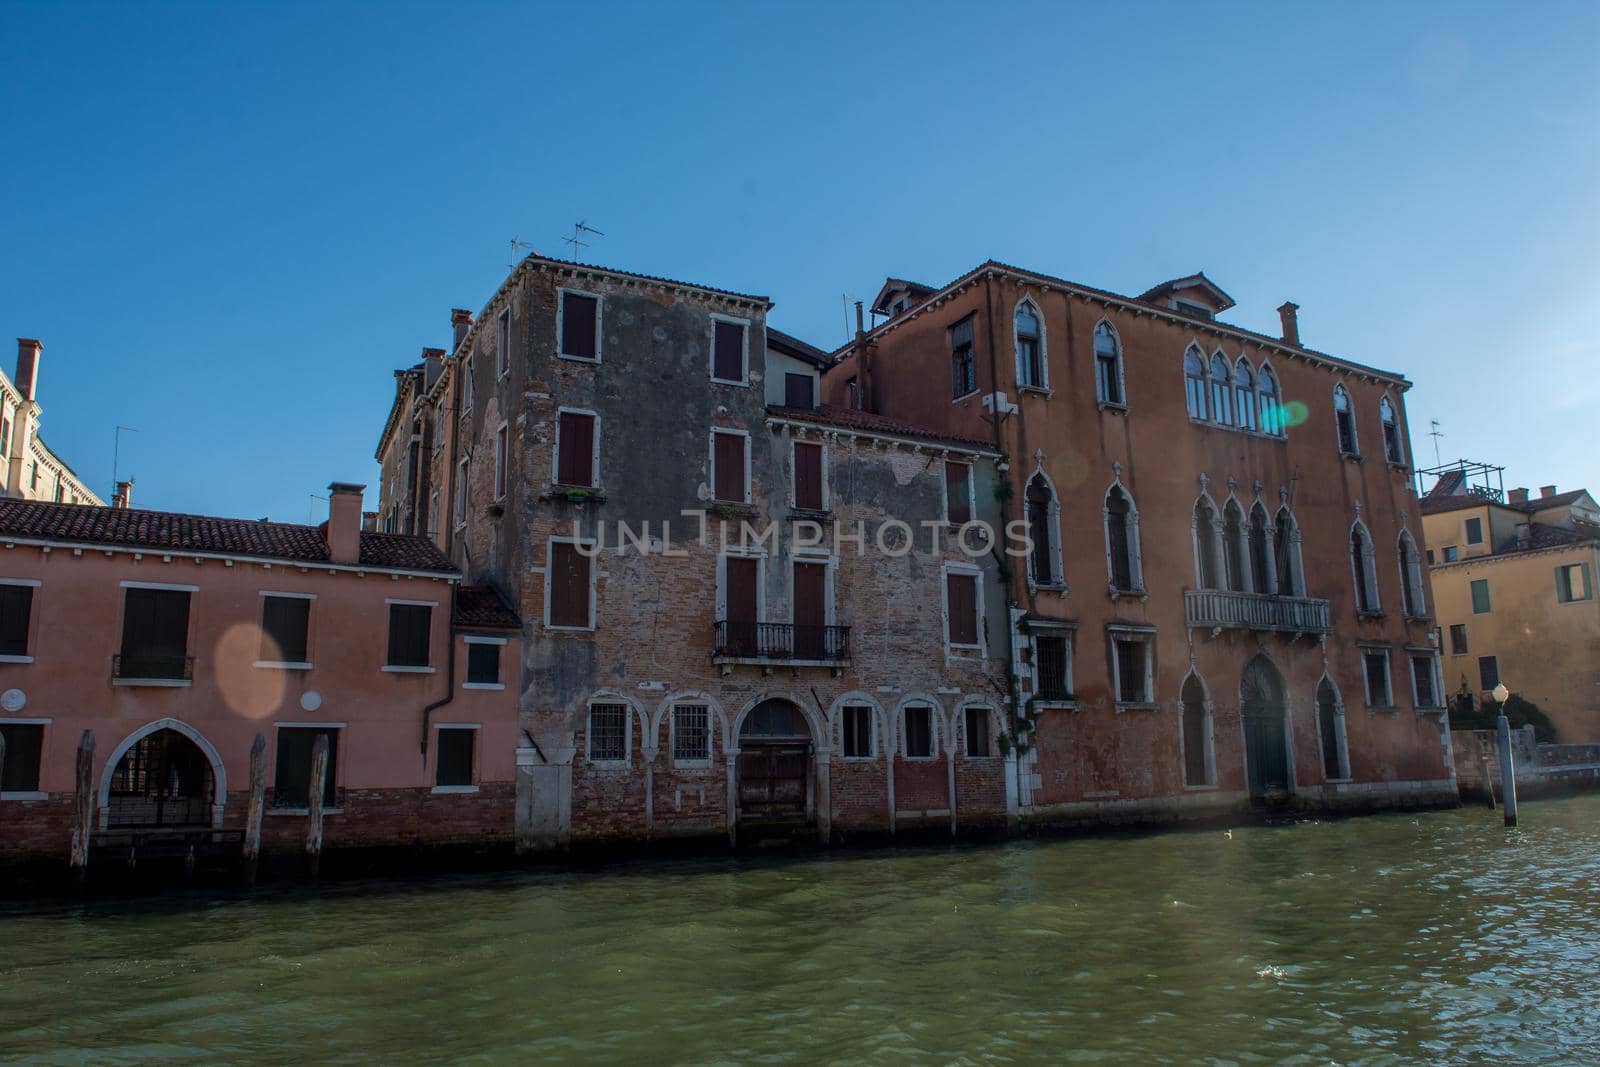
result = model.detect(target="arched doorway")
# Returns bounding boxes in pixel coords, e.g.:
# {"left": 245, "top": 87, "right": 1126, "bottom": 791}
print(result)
{"left": 737, "top": 699, "right": 813, "bottom": 821}
{"left": 106, "top": 728, "right": 217, "bottom": 828}
{"left": 1240, "top": 656, "right": 1291, "bottom": 798}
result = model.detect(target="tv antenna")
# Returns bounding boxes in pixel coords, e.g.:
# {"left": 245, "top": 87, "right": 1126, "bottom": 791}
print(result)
{"left": 1429, "top": 419, "right": 1444, "bottom": 467}
{"left": 508, "top": 235, "right": 535, "bottom": 270}
{"left": 562, "top": 220, "right": 605, "bottom": 259}
{"left": 111, "top": 425, "right": 140, "bottom": 497}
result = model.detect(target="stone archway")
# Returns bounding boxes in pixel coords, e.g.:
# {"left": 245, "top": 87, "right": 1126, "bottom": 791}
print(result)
{"left": 1240, "top": 655, "right": 1291, "bottom": 798}
{"left": 102, "top": 724, "right": 221, "bottom": 829}
{"left": 735, "top": 698, "right": 814, "bottom": 822}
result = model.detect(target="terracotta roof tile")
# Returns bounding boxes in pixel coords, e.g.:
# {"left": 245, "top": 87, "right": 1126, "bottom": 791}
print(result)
{"left": 0, "top": 499, "right": 456, "bottom": 574}
{"left": 767, "top": 404, "right": 997, "bottom": 452}
{"left": 454, "top": 584, "right": 521, "bottom": 629}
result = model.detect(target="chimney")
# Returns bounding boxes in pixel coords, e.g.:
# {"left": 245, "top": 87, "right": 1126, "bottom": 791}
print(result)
{"left": 15, "top": 338, "right": 42, "bottom": 402}
{"left": 326, "top": 482, "right": 365, "bottom": 563}
{"left": 422, "top": 346, "right": 445, "bottom": 389}
{"left": 1508, "top": 487, "right": 1529, "bottom": 505}
{"left": 1276, "top": 303, "right": 1300, "bottom": 347}
{"left": 451, "top": 309, "right": 473, "bottom": 351}
{"left": 1539, "top": 484, "right": 1557, "bottom": 499}
{"left": 112, "top": 480, "right": 132, "bottom": 509}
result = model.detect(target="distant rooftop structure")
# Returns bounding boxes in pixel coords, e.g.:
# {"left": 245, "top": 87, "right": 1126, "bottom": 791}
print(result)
{"left": 1417, "top": 458, "right": 1506, "bottom": 505}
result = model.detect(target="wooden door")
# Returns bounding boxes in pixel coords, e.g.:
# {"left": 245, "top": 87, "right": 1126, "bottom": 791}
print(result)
{"left": 725, "top": 557, "right": 758, "bottom": 656}
{"left": 792, "top": 561, "right": 826, "bottom": 659}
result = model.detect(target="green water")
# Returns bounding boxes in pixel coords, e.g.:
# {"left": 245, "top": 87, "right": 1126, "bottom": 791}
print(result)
{"left": 3, "top": 798, "right": 1599, "bottom": 1065}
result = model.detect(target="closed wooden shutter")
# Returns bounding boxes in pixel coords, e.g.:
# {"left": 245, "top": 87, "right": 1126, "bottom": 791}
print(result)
{"left": 726, "top": 557, "right": 758, "bottom": 623}
{"left": 561, "top": 293, "right": 598, "bottom": 358}
{"left": 946, "top": 572, "right": 977, "bottom": 645}
{"left": 260, "top": 596, "right": 310, "bottom": 663}
{"left": 386, "top": 604, "right": 431, "bottom": 667}
{"left": 713, "top": 321, "right": 745, "bottom": 381}
{"left": 793, "top": 562, "right": 826, "bottom": 628}
{"left": 794, "top": 442, "right": 823, "bottom": 510}
{"left": 120, "top": 588, "right": 191, "bottom": 673}
{"left": 557, "top": 412, "right": 595, "bottom": 487}
{"left": 550, "top": 543, "right": 591, "bottom": 627}
{"left": 714, "top": 433, "right": 745, "bottom": 502}
{"left": 0, "top": 585, "right": 33, "bottom": 656}
{"left": 945, "top": 462, "right": 971, "bottom": 524}
{"left": 785, "top": 373, "right": 814, "bottom": 408}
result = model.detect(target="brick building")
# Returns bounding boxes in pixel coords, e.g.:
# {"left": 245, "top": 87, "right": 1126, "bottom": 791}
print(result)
{"left": 0, "top": 485, "right": 521, "bottom": 869}
{"left": 378, "top": 255, "right": 1016, "bottom": 848}
{"left": 825, "top": 262, "right": 1456, "bottom": 823}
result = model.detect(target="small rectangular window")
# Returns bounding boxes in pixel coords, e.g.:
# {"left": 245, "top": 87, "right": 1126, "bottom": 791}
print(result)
{"left": 904, "top": 706, "right": 934, "bottom": 758}
{"left": 672, "top": 704, "right": 710, "bottom": 763}
{"left": 560, "top": 291, "right": 599, "bottom": 360}
{"left": 466, "top": 642, "right": 499, "bottom": 685}
{"left": 1442, "top": 546, "right": 1459, "bottom": 562}
{"left": 118, "top": 587, "right": 191, "bottom": 679}
{"left": 784, "top": 373, "right": 815, "bottom": 409}
{"left": 0, "top": 723, "right": 43, "bottom": 792}
{"left": 945, "top": 461, "right": 972, "bottom": 525}
{"left": 386, "top": 604, "right": 432, "bottom": 667}
{"left": 435, "top": 727, "right": 475, "bottom": 787}
{"left": 794, "top": 441, "right": 824, "bottom": 511}
{"left": 496, "top": 307, "right": 510, "bottom": 377}
{"left": 549, "top": 543, "right": 592, "bottom": 628}
{"left": 1035, "top": 634, "right": 1071, "bottom": 700}
{"left": 588, "top": 703, "right": 627, "bottom": 761}
{"left": 1556, "top": 562, "right": 1593, "bottom": 603}
{"left": 1471, "top": 579, "right": 1492, "bottom": 615}
{"left": 461, "top": 356, "right": 475, "bottom": 415}
{"left": 273, "top": 727, "right": 338, "bottom": 808}
{"left": 945, "top": 571, "right": 978, "bottom": 647}
{"left": 1363, "top": 650, "right": 1391, "bottom": 706}
{"left": 1464, "top": 517, "right": 1483, "bottom": 545}
{"left": 493, "top": 424, "right": 509, "bottom": 500}
{"left": 0, "top": 584, "right": 34, "bottom": 657}
{"left": 556, "top": 411, "right": 596, "bottom": 488}
{"left": 842, "top": 706, "right": 872, "bottom": 758}
{"left": 1448, "top": 623, "right": 1468, "bottom": 655}
{"left": 260, "top": 595, "right": 310, "bottom": 663}
{"left": 964, "top": 707, "right": 992, "bottom": 758}
{"left": 712, "top": 431, "right": 746, "bottom": 503}
{"left": 1113, "top": 636, "right": 1150, "bottom": 704}
{"left": 1411, "top": 655, "right": 1438, "bottom": 708}
{"left": 1478, "top": 655, "right": 1500, "bottom": 692}
{"left": 950, "top": 317, "right": 975, "bottom": 399}
{"left": 712, "top": 320, "right": 746, "bottom": 383}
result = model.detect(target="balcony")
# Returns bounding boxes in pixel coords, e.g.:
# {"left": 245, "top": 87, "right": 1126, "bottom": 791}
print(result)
{"left": 712, "top": 621, "right": 851, "bottom": 669}
{"left": 1184, "top": 589, "right": 1331, "bottom": 636}
{"left": 112, "top": 654, "right": 195, "bottom": 686}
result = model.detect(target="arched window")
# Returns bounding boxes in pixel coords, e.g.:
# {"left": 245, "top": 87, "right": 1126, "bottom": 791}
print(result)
{"left": 1398, "top": 529, "right": 1425, "bottom": 618}
{"left": 1274, "top": 506, "right": 1304, "bottom": 597}
{"left": 1209, "top": 354, "right": 1232, "bottom": 426}
{"left": 1025, "top": 473, "right": 1059, "bottom": 586}
{"left": 1223, "top": 499, "right": 1248, "bottom": 592}
{"left": 1334, "top": 384, "right": 1359, "bottom": 455}
{"left": 1257, "top": 364, "right": 1282, "bottom": 435}
{"left": 1249, "top": 502, "right": 1273, "bottom": 595}
{"left": 1233, "top": 359, "right": 1256, "bottom": 431}
{"left": 1351, "top": 521, "right": 1379, "bottom": 614}
{"left": 1380, "top": 396, "right": 1404, "bottom": 465}
{"left": 1105, "top": 485, "right": 1142, "bottom": 593}
{"left": 1193, "top": 496, "right": 1221, "bottom": 589}
{"left": 1183, "top": 346, "right": 1207, "bottom": 419}
{"left": 1015, "top": 301, "right": 1044, "bottom": 390}
{"left": 1317, "top": 677, "right": 1349, "bottom": 780}
{"left": 1094, "top": 322, "right": 1124, "bottom": 406}
{"left": 1181, "top": 674, "right": 1212, "bottom": 787}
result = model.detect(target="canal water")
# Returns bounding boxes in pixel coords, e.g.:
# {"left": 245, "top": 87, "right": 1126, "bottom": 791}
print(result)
{"left": 3, "top": 797, "right": 1598, "bottom": 1065}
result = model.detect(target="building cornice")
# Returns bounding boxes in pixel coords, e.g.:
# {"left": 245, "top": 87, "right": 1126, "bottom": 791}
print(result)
{"left": 766, "top": 413, "right": 999, "bottom": 458}
{"left": 0, "top": 536, "right": 459, "bottom": 580}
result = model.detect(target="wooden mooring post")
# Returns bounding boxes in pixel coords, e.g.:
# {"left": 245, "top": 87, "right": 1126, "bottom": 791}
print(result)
{"left": 305, "top": 733, "right": 329, "bottom": 879}
{"left": 242, "top": 733, "right": 267, "bottom": 885}
{"left": 70, "top": 730, "right": 96, "bottom": 882}
{"left": 1496, "top": 713, "right": 1519, "bottom": 828}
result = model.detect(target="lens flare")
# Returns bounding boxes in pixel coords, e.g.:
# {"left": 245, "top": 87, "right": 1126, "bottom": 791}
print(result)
{"left": 1278, "top": 400, "right": 1309, "bottom": 428}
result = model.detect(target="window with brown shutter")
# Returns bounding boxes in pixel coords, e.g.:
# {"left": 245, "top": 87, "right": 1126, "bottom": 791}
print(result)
{"left": 557, "top": 411, "right": 596, "bottom": 487}
{"left": 713, "top": 431, "right": 746, "bottom": 502}
{"left": 549, "top": 542, "right": 592, "bottom": 628}
{"left": 785, "top": 373, "right": 815, "bottom": 408}
{"left": 560, "top": 292, "right": 599, "bottom": 360}
{"left": 725, "top": 557, "right": 758, "bottom": 623}
{"left": 793, "top": 560, "right": 827, "bottom": 659}
{"left": 794, "top": 442, "right": 823, "bottom": 510}
{"left": 945, "top": 461, "right": 971, "bottom": 524}
{"left": 946, "top": 571, "right": 978, "bottom": 646}
{"left": 712, "top": 320, "right": 746, "bottom": 382}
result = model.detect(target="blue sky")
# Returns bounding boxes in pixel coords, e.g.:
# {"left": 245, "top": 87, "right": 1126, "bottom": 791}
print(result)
{"left": 2, "top": 1, "right": 1596, "bottom": 522}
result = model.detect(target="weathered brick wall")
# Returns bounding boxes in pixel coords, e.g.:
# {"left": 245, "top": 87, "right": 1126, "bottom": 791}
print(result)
{"left": 0, "top": 795, "right": 74, "bottom": 860}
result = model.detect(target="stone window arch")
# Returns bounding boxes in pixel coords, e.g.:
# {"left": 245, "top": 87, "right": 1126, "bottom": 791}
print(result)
{"left": 1015, "top": 298, "right": 1046, "bottom": 390}
{"left": 1274, "top": 505, "right": 1306, "bottom": 597}
{"left": 1350, "top": 519, "right": 1380, "bottom": 614}
{"left": 1209, "top": 352, "right": 1233, "bottom": 425}
{"left": 1257, "top": 362, "right": 1283, "bottom": 435}
{"left": 1104, "top": 482, "right": 1144, "bottom": 594}
{"left": 1334, "top": 384, "right": 1359, "bottom": 456}
{"left": 1222, "top": 498, "right": 1249, "bottom": 592}
{"left": 1181, "top": 672, "right": 1215, "bottom": 787}
{"left": 1249, "top": 500, "right": 1275, "bottom": 596}
{"left": 1093, "top": 320, "right": 1125, "bottom": 406}
{"left": 1233, "top": 358, "right": 1257, "bottom": 431}
{"left": 1316, "top": 675, "right": 1350, "bottom": 780}
{"left": 1025, "top": 471, "right": 1063, "bottom": 587}
{"left": 1397, "top": 528, "right": 1426, "bottom": 618}
{"left": 1183, "top": 345, "right": 1207, "bottom": 419}
{"left": 1192, "top": 493, "right": 1222, "bottom": 590}
{"left": 1380, "top": 395, "right": 1404, "bottom": 465}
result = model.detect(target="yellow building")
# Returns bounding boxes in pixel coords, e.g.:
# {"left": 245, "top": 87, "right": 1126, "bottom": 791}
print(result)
{"left": 3, "top": 338, "right": 103, "bottom": 506}
{"left": 1420, "top": 462, "right": 1599, "bottom": 742}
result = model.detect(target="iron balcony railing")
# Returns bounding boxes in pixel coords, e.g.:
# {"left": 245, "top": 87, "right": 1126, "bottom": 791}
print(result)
{"left": 713, "top": 621, "right": 851, "bottom": 663}
{"left": 112, "top": 654, "right": 195, "bottom": 681}
{"left": 1185, "top": 589, "right": 1332, "bottom": 634}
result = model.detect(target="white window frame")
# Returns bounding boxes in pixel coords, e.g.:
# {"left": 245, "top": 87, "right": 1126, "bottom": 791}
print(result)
{"left": 1315, "top": 675, "right": 1351, "bottom": 781}
{"left": 710, "top": 428, "right": 752, "bottom": 504}
{"left": 1333, "top": 383, "right": 1360, "bottom": 456}
{"left": 585, "top": 699, "right": 632, "bottom": 764}
{"left": 1408, "top": 650, "right": 1442, "bottom": 711}
{"left": 715, "top": 549, "right": 767, "bottom": 626}
{"left": 790, "top": 438, "right": 829, "bottom": 511}
{"left": 0, "top": 716, "right": 51, "bottom": 800}
{"left": 1396, "top": 529, "right": 1426, "bottom": 618}
{"left": 1350, "top": 519, "right": 1381, "bottom": 615}
{"left": 462, "top": 634, "right": 507, "bottom": 691}
{"left": 1108, "top": 626, "right": 1156, "bottom": 708}
{"left": 669, "top": 702, "right": 714, "bottom": 769}
{"left": 942, "top": 458, "right": 975, "bottom": 526}
{"left": 553, "top": 406, "right": 601, "bottom": 490}
{"left": 940, "top": 560, "right": 984, "bottom": 656}
{"left": 838, "top": 703, "right": 877, "bottom": 760}
{"left": 431, "top": 722, "right": 481, "bottom": 794}
{"left": 1178, "top": 672, "right": 1216, "bottom": 788}
{"left": 1092, "top": 319, "right": 1126, "bottom": 408}
{"left": 495, "top": 306, "right": 511, "bottom": 379}
{"left": 789, "top": 548, "right": 837, "bottom": 630}
{"left": 455, "top": 456, "right": 469, "bottom": 528}
{"left": 253, "top": 589, "right": 316, "bottom": 671}
{"left": 1030, "top": 625, "right": 1075, "bottom": 706}
{"left": 1379, "top": 394, "right": 1404, "bottom": 465}
{"left": 1232, "top": 357, "right": 1256, "bottom": 431}
{"left": 381, "top": 598, "right": 438, "bottom": 674}
{"left": 961, "top": 703, "right": 999, "bottom": 760}
{"left": 1103, "top": 481, "right": 1145, "bottom": 595}
{"left": 493, "top": 422, "right": 509, "bottom": 502}
{"left": 543, "top": 536, "right": 598, "bottom": 632}
{"left": 0, "top": 576, "right": 41, "bottom": 665}
{"left": 708, "top": 313, "right": 751, "bottom": 385}
{"left": 556, "top": 287, "right": 603, "bottom": 363}
{"left": 1013, "top": 296, "right": 1048, "bottom": 392}
{"left": 1023, "top": 470, "right": 1064, "bottom": 589}
{"left": 1361, "top": 646, "right": 1394, "bottom": 707}
{"left": 267, "top": 722, "right": 347, "bottom": 815}
{"left": 1257, "top": 361, "right": 1284, "bottom": 437}
{"left": 899, "top": 703, "right": 940, "bottom": 761}
{"left": 460, "top": 354, "right": 475, "bottom": 417}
